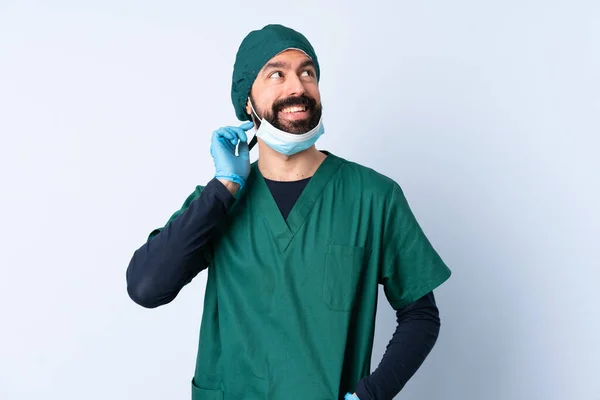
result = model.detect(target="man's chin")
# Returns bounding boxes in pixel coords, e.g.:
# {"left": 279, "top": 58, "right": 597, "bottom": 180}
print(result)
{"left": 275, "top": 117, "right": 314, "bottom": 134}
{"left": 278, "top": 124, "right": 312, "bottom": 134}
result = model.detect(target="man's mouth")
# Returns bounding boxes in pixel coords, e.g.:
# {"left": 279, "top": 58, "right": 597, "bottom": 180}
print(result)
{"left": 278, "top": 105, "right": 310, "bottom": 121}
{"left": 280, "top": 105, "right": 308, "bottom": 114}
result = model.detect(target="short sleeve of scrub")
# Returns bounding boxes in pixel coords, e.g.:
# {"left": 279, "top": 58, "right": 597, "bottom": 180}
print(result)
{"left": 379, "top": 183, "right": 451, "bottom": 310}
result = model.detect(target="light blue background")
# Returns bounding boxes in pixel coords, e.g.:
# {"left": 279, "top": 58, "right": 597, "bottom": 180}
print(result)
{"left": 1, "top": 1, "right": 598, "bottom": 399}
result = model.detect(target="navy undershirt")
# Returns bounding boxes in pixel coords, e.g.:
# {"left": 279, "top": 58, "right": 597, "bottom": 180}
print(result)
{"left": 263, "top": 176, "right": 311, "bottom": 219}
{"left": 126, "top": 178, "right": 441, "bottom": 400}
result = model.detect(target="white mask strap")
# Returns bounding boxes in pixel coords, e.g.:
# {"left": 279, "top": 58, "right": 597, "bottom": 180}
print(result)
{"left": 248, "top": 98, "right": 262, "bottom": 121}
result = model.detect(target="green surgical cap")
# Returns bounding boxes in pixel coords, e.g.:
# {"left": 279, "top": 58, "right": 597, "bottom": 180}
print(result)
{"left": 231, "top": 24, "right": 320, "bottom": 121}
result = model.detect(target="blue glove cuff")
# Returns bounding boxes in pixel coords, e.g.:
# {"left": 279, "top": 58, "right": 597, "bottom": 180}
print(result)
{"left": 214, "top": 174, "right": 245, "bottom": 190}
{"left": 344, "top": 393, "right": 359, "bottom": 400}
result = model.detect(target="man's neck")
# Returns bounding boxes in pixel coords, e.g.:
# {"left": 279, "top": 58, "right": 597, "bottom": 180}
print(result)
{"left": 257, "top": 142, "right": 327, "bottom": 181}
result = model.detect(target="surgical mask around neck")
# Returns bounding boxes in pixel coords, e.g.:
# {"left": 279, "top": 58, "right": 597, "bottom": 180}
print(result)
{"left": 248, "top": 99, "right": 324, "bottom": 156}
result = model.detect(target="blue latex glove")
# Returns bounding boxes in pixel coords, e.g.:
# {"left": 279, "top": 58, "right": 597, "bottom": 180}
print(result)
{"left": 210, "top": 121, "right": 254, "bottom": 189}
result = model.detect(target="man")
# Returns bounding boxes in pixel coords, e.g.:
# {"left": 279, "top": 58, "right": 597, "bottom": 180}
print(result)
{"left": 126, "top": 24, "right": 451, "bottom": 400}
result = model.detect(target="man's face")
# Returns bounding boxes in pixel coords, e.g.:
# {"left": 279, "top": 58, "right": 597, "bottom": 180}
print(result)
{"left": 246, "top": 49, "right": 322, "bottom": 134}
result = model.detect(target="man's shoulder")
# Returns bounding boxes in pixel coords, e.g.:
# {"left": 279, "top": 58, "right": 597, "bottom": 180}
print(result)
{"left": 335, "top": 155, "right": 399, "bottom": 193}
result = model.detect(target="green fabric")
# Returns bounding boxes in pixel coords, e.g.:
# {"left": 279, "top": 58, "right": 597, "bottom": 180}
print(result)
{"left": 153, "top": 152, "right": 451, "bottom": 399}
{"left": 231, "top": 24, "right": 321, "bottom": 121}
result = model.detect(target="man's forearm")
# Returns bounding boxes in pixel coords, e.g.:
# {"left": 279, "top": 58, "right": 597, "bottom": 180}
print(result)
{"left": 126, "top": 179, "right": 234, "bottom": 308}
{"left": 355, "top": 292, "right": 440, "bottom": 400}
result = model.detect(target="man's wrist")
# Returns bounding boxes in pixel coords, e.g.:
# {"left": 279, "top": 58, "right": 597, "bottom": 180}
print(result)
{"left": 216, "top": 178, "right": 241, "bottom": 195}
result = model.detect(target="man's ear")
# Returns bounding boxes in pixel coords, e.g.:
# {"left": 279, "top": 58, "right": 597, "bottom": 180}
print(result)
{"left": 245, "top": 99, "right": 252, "bottom": 116}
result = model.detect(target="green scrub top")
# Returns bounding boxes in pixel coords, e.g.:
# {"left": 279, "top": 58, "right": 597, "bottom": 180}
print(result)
{"left": 152, "top": 152, "right": 451, "bottom": 400}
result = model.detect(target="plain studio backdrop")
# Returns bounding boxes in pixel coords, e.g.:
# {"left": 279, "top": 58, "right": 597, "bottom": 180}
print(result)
{"left": 1, "top": 1, "right": 599, "bottom": 399}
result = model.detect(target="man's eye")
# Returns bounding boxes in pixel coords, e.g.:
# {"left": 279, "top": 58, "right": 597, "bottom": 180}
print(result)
{"left": 270, "top": 71, "right": 282, "bottom": 78}
{"left": 301, "top": 70, "right": 313, "bottom": 77}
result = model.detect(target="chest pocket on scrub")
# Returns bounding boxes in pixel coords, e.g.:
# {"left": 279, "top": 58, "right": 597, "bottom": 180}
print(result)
{"left": 322, "top": 243, "right": 368, "bottom": 311}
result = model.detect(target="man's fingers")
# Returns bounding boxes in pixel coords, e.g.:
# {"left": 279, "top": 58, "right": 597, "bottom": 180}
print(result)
{"left": 239, "top": 121, "right": 254, "bottom": 131}
{"left": 216, "top": 135, "right": 236, "bottom": 151}
{"left": 226, "top": 127, "right": 248, "bottom": 143}
{"left": 214, "top": 124, "right": 253, "bottom": 148}
{"left": 223, "top": 128, "right": 243, "bottom": 146}
{"left": 216, "top": 128, "right": 235, "bottom": 142}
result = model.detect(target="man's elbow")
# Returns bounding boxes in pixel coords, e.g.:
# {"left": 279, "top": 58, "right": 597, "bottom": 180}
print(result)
{"left": 126, "top": 248, "right": 171, "bottom": 308}
{"left": 126, "top": 271, "right": 175, "bottom": 309}
{"left": 127, "top": 282, "right": 164, "bottom": 309}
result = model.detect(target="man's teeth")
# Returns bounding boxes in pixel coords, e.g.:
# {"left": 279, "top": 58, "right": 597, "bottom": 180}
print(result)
{"left": 281, "top": 106, "right": 307, "bottom": 113}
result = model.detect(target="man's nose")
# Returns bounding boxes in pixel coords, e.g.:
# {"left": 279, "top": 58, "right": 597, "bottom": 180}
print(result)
{"left": 283, "top": 73, "right": 306, "bottom": 97}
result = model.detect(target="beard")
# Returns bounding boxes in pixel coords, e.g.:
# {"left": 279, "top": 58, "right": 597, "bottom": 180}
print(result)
{"left": 251, "top": 94, "right": 322, "bottom": 134}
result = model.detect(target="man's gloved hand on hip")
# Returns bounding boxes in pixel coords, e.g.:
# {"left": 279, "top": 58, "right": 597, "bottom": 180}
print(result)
{"left": 210, "top": 121, "right": 254, "bottom": 191}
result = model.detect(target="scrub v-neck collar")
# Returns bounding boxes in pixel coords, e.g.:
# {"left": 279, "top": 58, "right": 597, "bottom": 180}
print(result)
{"left": 250, "top": 151, "right": 344, "bottom": 253}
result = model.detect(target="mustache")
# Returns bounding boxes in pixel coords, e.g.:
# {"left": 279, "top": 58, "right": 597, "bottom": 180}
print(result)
{"left": 272, "top": 95, "right": 317, "bottom": 113}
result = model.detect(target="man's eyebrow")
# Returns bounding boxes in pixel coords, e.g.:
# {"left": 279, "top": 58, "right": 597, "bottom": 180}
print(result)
{"left": 261, "top": 59, "right": 316, "bottom": 75}
{"left": 262, "top": 61, "right": 288, "bottom": 73}
{"left": 299, "top": 59, "right": 316, "bottom": 70}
